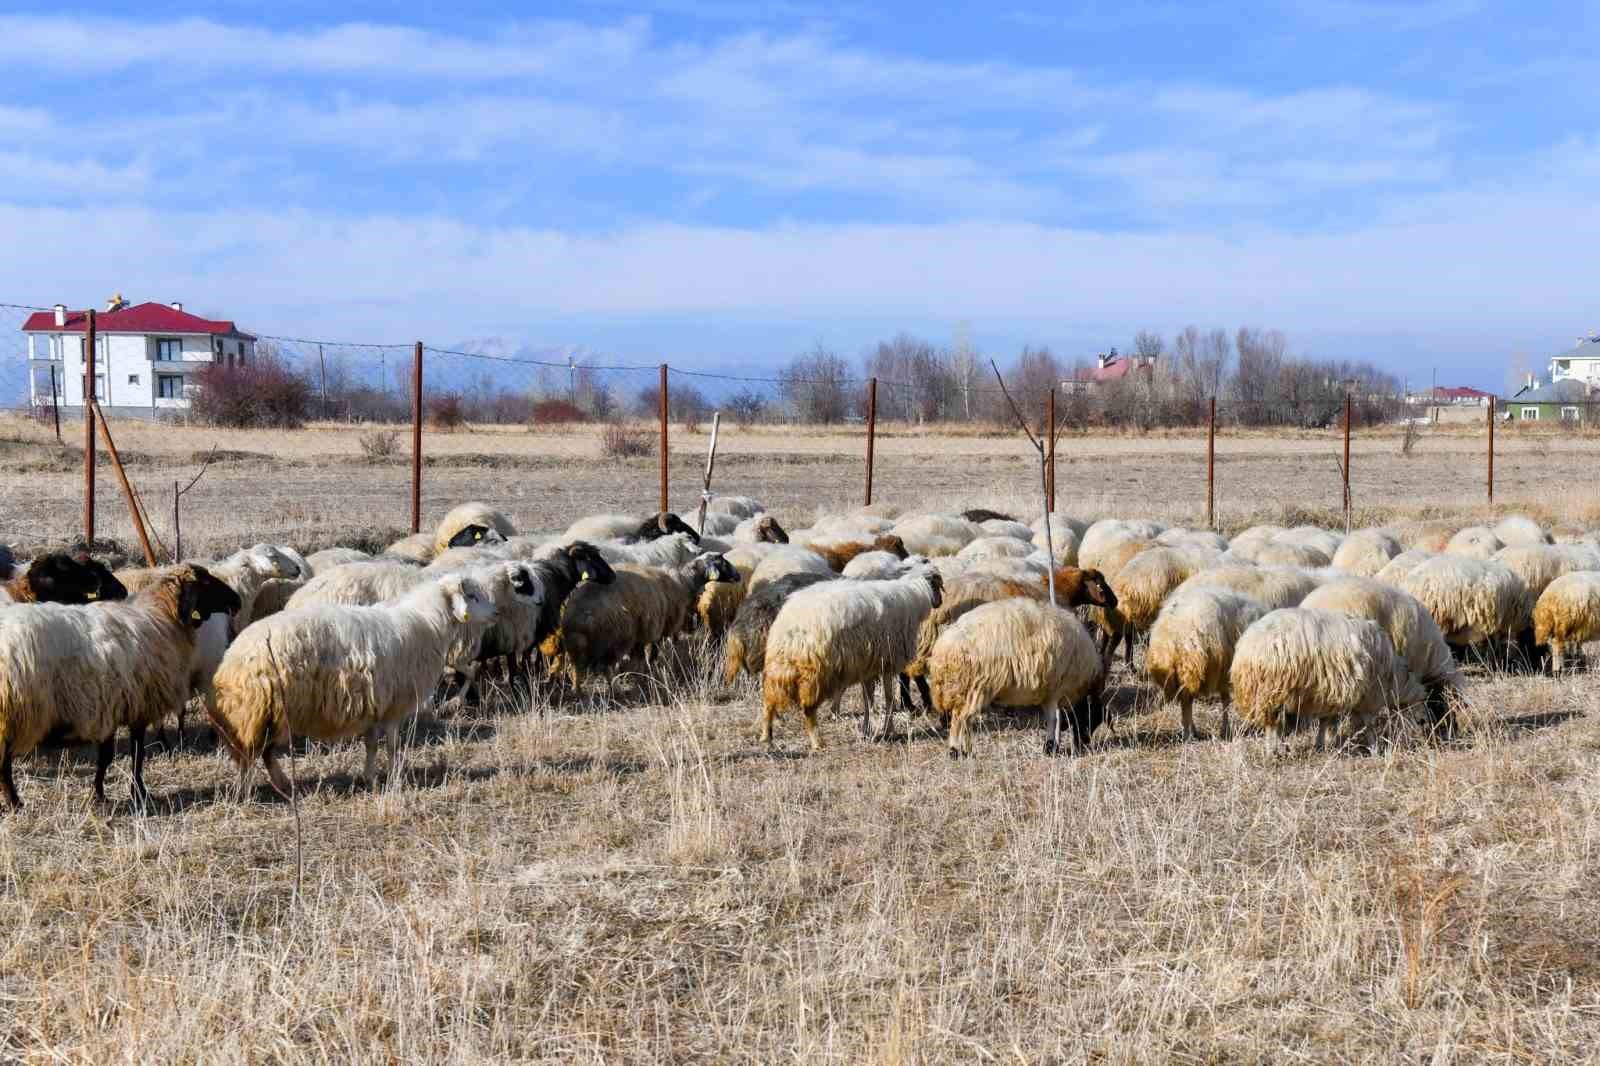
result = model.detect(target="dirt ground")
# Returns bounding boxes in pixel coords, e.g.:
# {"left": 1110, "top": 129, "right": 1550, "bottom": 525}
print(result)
{"left": 1, "top": 413, "right": 1599, "bottom": 1063}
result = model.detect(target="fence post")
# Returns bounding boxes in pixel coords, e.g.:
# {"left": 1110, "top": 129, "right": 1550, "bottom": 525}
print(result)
{"left": 1046, "top": 387, "right": 1057, "bottom": 514}
{"left": 1206, "top": 396, "right": 1216, "bottom": 530}
{"left": 411, "top": 341, "right": 423, "bottom": 534}
{"left": 318, "top": 343, "right": 328, "bottom": 420}
{"left": 83, "top": 308, "right": 96, "bottom": 547}
{"left": 658, "top": 364, "right": 669, "bottom": 512}
{"left": 864, "top": 377, "right": 878, "bottom": 507}
{"left": 1342, "top": 392, "right": 1353, "bottom": 533}
{"left": 172, "top": 480, "right": 181, "bottom": 562}
{"left": 90, "top": 400, "right": 157, "bottom": 566}
{"left": 695, "top": 412, "right": 721, "bottom": 536}
{"left": 49, "top": 363, "right": 60, "bottom": 443}
{"left": 1487, "top": 395, "right": 1495, "bottom": 507}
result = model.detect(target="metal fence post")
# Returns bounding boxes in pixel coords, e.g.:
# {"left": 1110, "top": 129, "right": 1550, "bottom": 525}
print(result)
{"left": 1487, "top": 395, "right": 1495, "bottom": 507}
{"left": 1206, "top": 396, "right": 1216, "bottom": 530}
{"left": 83, "top": 308, "right": 96, "bottom": 546}
{"left": 1046, "top": 387, "right": 1057, "bottom": 514}
{"left": 411, "top": 341, "right": 423, "bottom": 534}
{"left": 1343, "top": 392, "right": 1353, "bottom": 533}
{"left": 659, "top": 364, "right": 669, "bottom": 512}
{"left": 864, "top": 377, "right": 877, "bottom": 506}
{"left": 49, "top": 363, "right": 60, "bottom": 443}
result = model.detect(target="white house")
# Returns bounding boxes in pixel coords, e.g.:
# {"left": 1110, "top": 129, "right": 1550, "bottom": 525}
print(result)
{"left": 1550, "top": 333, "right": 1600, "bottom": 388}
{"left": 24, "top": 296, "right": 256, "bottom": 416}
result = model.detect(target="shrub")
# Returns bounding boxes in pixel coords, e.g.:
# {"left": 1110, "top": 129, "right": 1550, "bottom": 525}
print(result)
{"left": 191, "top": 355, "right": 314, "bottom": 429}
{"left": 427, "top": 392, "right": 466, "bottom": 432}
{"left": 531, "top": 399, "right": 588, "bottom": 425}
{"left": 358, "top": 428, "right": 401, "bottom": 460}
{"left": 599, "top": 422, "right": 653, "bottom": 459}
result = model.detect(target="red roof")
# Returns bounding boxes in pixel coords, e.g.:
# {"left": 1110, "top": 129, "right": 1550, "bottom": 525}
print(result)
{"left": 1429, "top": 385, "right": 1494, "bottom": 400}
{"left": 21, "top": 302, "right": 253, "bottom": 339}
{"left": 1069, "top": 356, "right": 1153, "bottom": 384}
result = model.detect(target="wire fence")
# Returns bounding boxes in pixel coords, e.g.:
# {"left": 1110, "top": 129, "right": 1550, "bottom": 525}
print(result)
{"left": 3, "top": 296, "right": 1587, "bottom": 560}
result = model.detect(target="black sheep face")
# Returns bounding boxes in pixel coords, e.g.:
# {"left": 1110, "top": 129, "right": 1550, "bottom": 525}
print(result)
{"left": 564, "top": 542, "right": 617, "bottom": 585}
{"left": 924, "top": 571, "right": 944, "bottom": 609}
{"left": 181, "top": 565, "right": 243, "bottom": 627}
{"left": 1081, "top": 569, "right": 1116, "bottom": 609}
{"left": 755, "top": 516, "right": 789, "bottom": 544}
{"left": 25, "top": 553, "right": 105, "bottom": 604}
{"left": 447, "top": 523, "right": 495, "bottom": 549}
{"left": 0, "top": 544, "right": 14, "bottom": 581}
{"left": 79, "top": 556, "right": 128, "bottom": 601}
{"left": 698, "top": 554, "right": 740, "bottom": 585}
{"left": 648, "top": 512, "right": 700, "bottom": 544}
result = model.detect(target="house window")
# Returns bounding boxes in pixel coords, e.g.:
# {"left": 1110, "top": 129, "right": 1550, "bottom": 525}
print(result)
{"left": 155, "top": 338, "right": 182, "bottom": 361}
{"left": 1562, "top": 407, "right": 1581, "bottom": 422}
{"left": 1520, "top": 407, "right": 1540, "bottom": 421}
{"left": 157, "top": 375, "right": 183, "bottom": 399}
{"left": 127, "top": 374, "right": 139, "bottom": 386}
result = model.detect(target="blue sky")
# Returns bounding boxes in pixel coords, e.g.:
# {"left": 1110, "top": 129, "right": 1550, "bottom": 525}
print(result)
{"left": 3, "top": 1, "right": 1598, "bottom": 389}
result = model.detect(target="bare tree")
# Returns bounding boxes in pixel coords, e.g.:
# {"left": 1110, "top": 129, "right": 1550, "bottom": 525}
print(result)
{"left": 951, "top": 321, "right": 979, "bottom": 421}
{"left": 779, "top": 344, "right": 853, "bottom": 424}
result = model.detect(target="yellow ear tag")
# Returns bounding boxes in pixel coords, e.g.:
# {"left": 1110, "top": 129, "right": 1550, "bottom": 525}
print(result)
{"left": 190, "top": 609, "right": 202, "bottom": 622}
{"left": 580, "top": 570, "right": 590, "bottom": 581}
{"left": 85, "top": 592, "right": 98, "bottom": 601}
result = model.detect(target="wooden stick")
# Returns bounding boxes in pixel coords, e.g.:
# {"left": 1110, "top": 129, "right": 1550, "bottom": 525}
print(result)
{"left": 88, "top": 400, "right": 158, "bottom": 566}
{"left": 695, "top": 412, "right": 722, "bottom": 536}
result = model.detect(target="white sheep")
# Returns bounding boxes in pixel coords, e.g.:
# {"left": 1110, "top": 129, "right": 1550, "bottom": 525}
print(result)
{"left": 306, "top": 547, "right": 372, "bottom": 571}
{"left": 708, "top": 495, "right": 765, "bottom": 519}
{"left": 978, "top": 518, "right": 1036, "bottom": 542}
{"left": 748, "top": 545, "right": 836, "bottom": 593}
{"left": 1251, "top": 541, "right": 1331, "bottom": 568}
{"left": 1226, "top": 524, "right": 1287, "bottom": 561}
{"left": 596, "top": 531, "right": 701, "bottom": 569}
{"left": 1331, "top": 529, "right": 1403, "bottom": 577}
{"left": 1174, "top": 565, "right": 1320, "bottom": 610}
{"left": 1444, "top": 525, "right": 1504, "bottom": 561}
{"left": 957, "top": 536, "right": 1035, "bottom": 562}
{"left": 384, "top": 532, "right": 439, "bottom": 565}
{"left": 760, "top": 565, "right": 943, "bottom": 750}
{"left": 1493, "top": 515, "right": 1553, "bottom": 548}
{"left": 1397, "top": 555, "right": 1528, "bottom": 649}
{"left": 1157, "top": 529, "right": 1230, "bottom": 553}
{"left": 841, "top": 550, "right": 915, "bottom": 580}
{"left": 287, "top": 561, "right": 430, "bottom": 609}
{"left": 927, "top": 597, "right": 1104, "bottom": 757}
{"left": 434, "top": 501, "right": 516, "bottom": 556}
{"left": 208, "top": 571, "right": 498, "bottom": 796}
{"left": 891, "top": 514, "right": 983, "bottom": 557}
{"left": 1229, "top": 608, "right": 1425, "bottom": 753}
{"left": 1372, "top": 550, "right": 1436, "bottom": 585}
{"left": 1079, "top": 519, "right": 1164, "bottom": 572}
{"left": 0, "top": 565, "right": 240, "bottom": 810}
{"left": 1533, "top": 572, "right": 1600, "bottom": 673}
{"left": 1274, "top": 526, "right": 1343, "bottom": 560}
{"left": 1031, "top": 514, "right": 1084, "bottom": 566}
{"left": 1145, "top": 587, "right": 1268, "bottom": 740}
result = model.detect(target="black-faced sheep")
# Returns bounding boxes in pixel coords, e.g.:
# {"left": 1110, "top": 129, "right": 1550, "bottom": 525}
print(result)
{"left": 0, "top": 553, "right": 127, "bottom": 606}
{"left": 434, "top": 502, "right": 516, "bottom": 556}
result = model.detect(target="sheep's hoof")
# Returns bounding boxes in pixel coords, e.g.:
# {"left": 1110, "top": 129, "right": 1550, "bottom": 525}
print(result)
{"left": 947, "top": 747, "right": 961, "bottom": 761}
{"left": 1042, "top": 738, "right": 1060, "bottom": 757}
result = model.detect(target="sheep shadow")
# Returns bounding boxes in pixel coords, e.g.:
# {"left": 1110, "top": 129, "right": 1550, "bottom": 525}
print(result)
{"left": 1495, "top": 709, "right": 1585, "bottom": 738}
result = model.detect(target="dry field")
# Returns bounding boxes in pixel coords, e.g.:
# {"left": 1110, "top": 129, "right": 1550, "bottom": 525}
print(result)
{"left": 1, "top": 414, "right": 1599, "bottom": 1062}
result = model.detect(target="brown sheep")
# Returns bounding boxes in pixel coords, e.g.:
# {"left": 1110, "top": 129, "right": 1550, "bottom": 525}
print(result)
{"left": 807, "top": 534, "right": 908, "bottom": 573}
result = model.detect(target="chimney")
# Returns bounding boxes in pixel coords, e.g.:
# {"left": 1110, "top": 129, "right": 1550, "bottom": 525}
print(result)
{"left": 170, "top": 301, "right": 182, "bottom": 312}
{"left": 52, "top": 303, "right": 65, "bottom": 327}
{"left": 1097, "top": 352, "right": 1110, "bottom": 369}
{"left": 1527, "top": 372, "right": 1535, "bottom": 390}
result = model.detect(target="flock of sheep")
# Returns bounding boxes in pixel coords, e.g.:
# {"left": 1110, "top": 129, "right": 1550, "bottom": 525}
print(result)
{"left": 1, "top": 496, "right": 1599, "bottom": 813}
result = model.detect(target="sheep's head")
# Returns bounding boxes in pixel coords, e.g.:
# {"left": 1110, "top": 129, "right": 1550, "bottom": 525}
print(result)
{"left": 875, "top": 534, "right": 909, "bottom": 560}
{"left": 0, "top": 544, "right": 14, "bottom": 582}
{"left": 174, "top": 565, "right": 242, "bottom": 628}
{"left": 754, "top": 516, "right": 789, "bottom": 544}
{"left": 447, "top": 523, "right": 505, "bottom": 549}
{"left": 1072, "top": 568, "right": 1117, "bottom": 610}
{"left": 643, "top": 512, "right": 700, "bottom": 544}
{"left": 440, "top": 573, "right": 497, "bottom": 626}
{"left": 563, "top": 541, "right": 617, "bottom": 585}
{"left": 922, "top": 569, "right": 944, "bottom": 609}
{"left": 506, "top": 563, "right": 545, "bottom": 609}
{"left": 22, "top": 552, "right": 111, "bottom": 605}
{"left": 77, "top": 555, "right": 128, "bottom": 602}
{"left": 693, "top": 553, "right": 740, "bottom": 587}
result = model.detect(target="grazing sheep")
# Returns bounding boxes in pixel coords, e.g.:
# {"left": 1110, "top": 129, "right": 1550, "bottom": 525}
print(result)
{"left": 596, "top": 531, "right": 701, "bottom": 569}
{"left": 1229, "top": 608, "right": 1425, "bottom": 753}
{"left": 1301, "top": 577, "right": 1464, "bottom": 732}
{"left": 1226, "top": 525, "right": 1287, "bottom": 561}
{"left": 1493, "top": 544, "right": 1600, "bottom": 622}
{"left": 812, "top": 513, "right": 895, "bottom": 536}
{"left": 733, "top": 514, "right": 789, "bottom": 544}
{"left": 1031, "top": 514, "right": 1086, "bottom": 566}
{"left": 761, "top": 566, "right": 944, "bottom": 749}
{"left": 842, "top": 550, "right": 917, "bottom": 580}
{"left": 1533, "top": 572, "right": 1600, "bottom": 673}
{"left": 426, "top": 544, "right": 512, "bottom": 573}
{"left": 977, "top": 519, "right": 1035, "bottom": 541}
{"left": 434, "top": 502, "right": 516, "bottom": 556}
{"left": 807, "top": 533, "right": 909, "bottom": 572}
{"left": 957, "top": 536, "right": 1035, "bottom": 562}
{"left": 250, "top": 546, "right": 313, "bottom": 621}
{"left": 1175, "top": 565, "right": 1320, "bottom": 611}
{"left": 287, "top": 562, "right": 429, "bottom": 609}
{"left": 208, "top": 571, "right": 497, "bottom": 796}
{"left": 1274, "top": 526, "right": 1344, "bottom": 560}
{"left": 1, "top": 553, "right": 126, "bottom": 606}
{"left": 1079, "top": 519, "right": 1164, "bottom": 572}
{"left": 1100, "top": 545, "right": 1219, "bottom": 664}
{"left": 1331, "top": 529, "right": 1404, "bottom": 577}
{"left": 697, "top": 512, "right": 741, "bottom": 537}
{"left": 721, "top": 571, "right": 841, "bottom": 684}
{"left": 1398, "top": 556, "right": 1528, "bottom": 649}
{"left": 306, "top": 547, "right": 372, "bottom": 571}
{"left": 1493, "top": 515, "right": 1553, "bottom": 548}
{"left": 1373, "top": 550, "right": 1437, "bottom": 585}
{"left": 563, "top": 514, "right": 644, "bottom": 543}
{"left": 929, "top": 598, "right": 1105, "bottom": 757}
{"left": 441, "top": 562, "right": 547, "bottom": 700}
{"left": 384, "top": 532, "right": 438, "bottom": 565}
{"left": 1157, "top": 529, "right": 1230, "bottom": 553}
{"left": 543, "top": 554, "right": 739, "bottom": 686}
{"left": 618, "top": 512, "right": 702, "bottom": 544}
{"left": 694, "top": 543, "right": 779, "bottom": 637}
{"left": 1145, "top": 587, "right": 1268, "bottom": 741}
{"left": 748, "top": 545, "right": 836, "bottom": 593}
{"left": 891, "top": 514, "right": 983, "bottom": 558}
{"left": 1392, "top": 520, "right": 1455, "bottom": 553}
{"left": 1444, "top": 525, "right": 1504, "bottom": 561}
{"left": 0, "top": 565, "right": 240, "bottom": 810}
{"left": 518, "top": 541, "right": 616, "bottom": 680}
{"left": 1252, "top": 541, "right": 1332, "bottom": 568}
{"left": 500, "top": 534, "right": 557, "bottom": 561}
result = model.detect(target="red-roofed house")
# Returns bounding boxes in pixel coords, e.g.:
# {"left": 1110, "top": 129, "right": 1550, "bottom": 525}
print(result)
{"left": 24, "top": 295, "right": 256, "bottom": 415}
{"left": 1407, "top": 385, "right": 1495, "bottom": 407}
{"left": 1062, "top": 349, "right": 1155, "bottom": 394}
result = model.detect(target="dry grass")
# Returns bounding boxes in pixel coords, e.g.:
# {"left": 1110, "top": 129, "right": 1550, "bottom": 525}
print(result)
{"left": 2, "top": 415, "right": 1599, "bottom": 1061}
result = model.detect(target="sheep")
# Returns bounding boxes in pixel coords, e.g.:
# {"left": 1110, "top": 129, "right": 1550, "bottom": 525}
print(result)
{"left": 1301, "top": 577, "right": 1464, "bottom": 733}
{"left": 748, "top": 545, "right": 836, "bottom": 593}
{"left": 697, "top": 512, "right": 741, "bottom": 537}
{"left": 892, "top": 514, "right": 984, "bottom": 557}
{"left": 842, "top": 550, "right": 915, "bottom": 580}
{"left": 1373, "top": 549, "right": 1436, "bottom": 585}
{"left": 901, "top": 567, "right": 1116, "bottom": 723}
{"left": 287, "top": 561, "right": 430, "bottom": 609}
{"left": 961, "top": 508, "right": 1017, "bottom": 524}
{"left": 812, "top": 513, "right": 895, "bottom": 536}
{"left": 518, "top": 541, "right": 616, "bottom": 680}
{"left": 438, "top": 562, "right": 547, "bottom": 701}
{"left": 721, "top": 571, "right": 841, "bottom": 684}
{"left": 1252, "top": 541, "right": 1332, "bottom": 568}
{"left": 807, "top": 533, "right": 909, "bottom": 572}
{"left": 208, "top": 570, "right": 497, "bottom": 796}
{"left": 566, "top": 512, "right": 701, "bottom": 545}
{"left": 761, "top": 565, "right": 944, "bottom": 749}
{"left": 1533, "top": 572, "right": 1600, "bottom": 673}
{"left": 1229, "top": 608, "right": 1425, "bottom": 753}
{"left": 1157, "top": 529, "right": 1230, "bottom": 553}
{"left": 733, "top": 514, "right": 789, "bottom": 544}
{"left": 1175, "top": 565, "right": 1321, "bottom": 610}
{"left": 928, "top": 598, "right": 1106, "bottom": 757}
{"left": 384, "top": 532, "right": 440, "bottom": 565}
{"left": 1031, "top": 519, "right": 1081, "bottom": 566}
{"left": 250, "top": 546, "right": 314, "bottom": 621}
{"left": 1392, "top": 520, "right": 1455, "bottom": 553}
{"left": 1493, "top": 515, "right": 1553, "bottom": 548}
{"left": 1226, "top": 524, "right": 1287, "bottom": 561}
{"left": 1079, "top": 519, "right": 1164, "bottom": 572}
{"left": 1100, "top": 545, "right": 1219, "bottom": 664}
{"left": 1145, "top": 587, "right": 1267, "bottom": 741}
{"left": 1444, "top": 525, "right": 1504, "bottom": 561}
{"left": 1492, "top": 544, "right": 1600, "bottom": 629}
{"left": 596, "top": 531, "right": 701, "bottom": 569}
{"left": 708, "top": 495, "right": 765, "bottom": 519}
{"left": 434, "top": 502, "right": 517, "bottom": 556}
{"left": 1274, "top": 526, "right": 1344, "bottom": 560}
{"left": 501, "top": 534, "right": 557, "bottom": 561}
{"left": 1398, "top": 556, "right": 1528, "bottom": 650}
{"left": 542, "top": 554, "right": 739, "bottom": 687}
{"left": 1331, "top": 529, "right": 1404, "bottom": 577}
{"left": 0, "top": 565, "right": 240, "bottom": 810}
{"left": 425, "top": 544, "right": 511, "bottom": 573}
{"left": 694, "top": 543, "right": 779, "bottom": 637}
{"left": 306, "top": 547, "right": 372, "bottom": 571}
{"left": 977, "top": 518, "right": 1036, "bottom": 541}
{"left": 0, "top": 553, "right": 126, "bottom": 606}
{"left": 957, "top": 536, "right": 1035, "bottom": 562}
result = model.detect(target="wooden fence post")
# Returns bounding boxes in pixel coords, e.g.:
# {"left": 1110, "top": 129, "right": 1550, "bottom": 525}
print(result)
{"left": 1487, "top": 395, "right": 1495, "bottom": 507}
{"left": 659, "top": 364, "right": 669, "bottom": 512}
{"left": 1343, "top": 392, "right": 1353, "bottom": 533}
{"left": 864, "top": 377, "right": 878, "bottom": 506}
{"left": 89, "top": 400, "right": 157, "bottom": 566}
{"left": 695, "top": 413, "right": 721, "bottom": 535}
{"left": 49, "top": 363, "right": 60, "bottom": 443}
{"left": 1206, "top": 396, "right": 1216, "bottom": 530}
{"left": 411, "top": 341, "right": 423, "bottom": 534}
{"left": 83, "top": 308, "right": 96, "bottom": 546}
{"left": 1046, "top": 387, "right": 1057, "bottom": 514}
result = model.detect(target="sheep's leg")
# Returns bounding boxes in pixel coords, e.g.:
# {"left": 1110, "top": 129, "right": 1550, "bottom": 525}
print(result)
{"left": 128, "top": 724, "right": 149, "bottom": 813}
{"left": 859, "top": 679, "right": 875, "bottom": 739}
{"left": 1044, "top": 693, "right": 1064, "bottom": 756}
{"left": 1219, "top": 703, "right": 1233, "bottom": 741}
{"left": 801, "top": 706, "right": 822, "bottom": 752}
{"left": 384, "top": 720, "right": 402, "bottom": 781}
{"left": 93, "top": 736, "right": 115, "bottom": 806}
{"left": 897, "top": 674, "right": 915, "bottom": 714}
{"left": 1314, "top": 717, "right": 1329, "bottom": 753}
{"left": 0, "top": 745, "right": 19, "bottom": 811}
{"left": 262, "top": 745, "right": 293, "bottom": 800}
{"left": 1123, "top": 626, "right": 1134, "bottom": 669}
{"left": 760, "top": 702, "right": 776, "bottom": 748}
{"left": 1180, "top": 695, "right": 1197, "bottom": 741}
{"left": 874, "top": 672, "right": 900, "bottom": 742}
{"left": 236, "top": 760, "right": 255, "bottom": 804}
{"left": 362, "top": 728, "right": 381, "bottom": 787}
{"left": 1551, "top": 640, "right": 1565, "bottom": 676}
